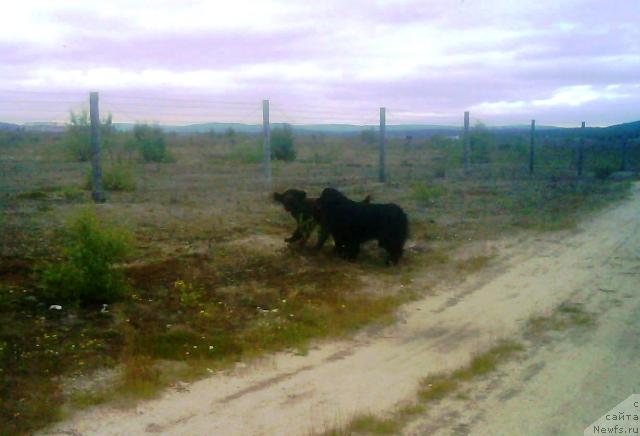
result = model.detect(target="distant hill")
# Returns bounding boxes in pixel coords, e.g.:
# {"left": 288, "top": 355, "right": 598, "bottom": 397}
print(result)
{"left": 23, "top": 122, "right": 65, "bottom": 133}
{"left": 114, "top": 122, "right": 556, "bottom": 137}
{"left": 538, "top": 120, "right": 640, "bottom": 139}
{"left": 2, "top": 119, "right": 638, "bottom": 138}
{"left": 0, "top": 122, "right": 20, "bottom": 131}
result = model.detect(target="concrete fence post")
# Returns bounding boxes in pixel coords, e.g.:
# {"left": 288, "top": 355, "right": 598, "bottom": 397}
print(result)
{"left": 262, "top": 99, "right": 271, "bottom": 186}
{"left": 379, "top": 107, "right": 386, "bottom": 183}
{"left": 89, "top": 91, "right": 105, "bottom": 203}
{"left": 529, "top": 119, "right": 536, "bottom": 175}
{"left": 463, "top": 111, "right": 470, "bottom": 174}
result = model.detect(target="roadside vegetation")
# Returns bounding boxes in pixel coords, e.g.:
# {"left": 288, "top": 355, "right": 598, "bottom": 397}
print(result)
{"left": 0, "top": 124, "right": 636, "bottom": 434}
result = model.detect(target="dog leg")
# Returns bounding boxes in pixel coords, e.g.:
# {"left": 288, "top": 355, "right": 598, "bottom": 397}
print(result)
{"left": 345, "top": 242, "right": 360, "bottom": 260}
{"left": 386, "top": 246, "right": 403, "bottom": 266}
{"left": 285, "top": 227, "right": 303, "bottom": 243}
{"left": 314, "top": 226, "right": 330, "bottom": 250}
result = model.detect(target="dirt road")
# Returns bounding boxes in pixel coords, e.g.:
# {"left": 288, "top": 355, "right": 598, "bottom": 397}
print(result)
{"left": 44, "top": 183, "right": 640, "bottom": 436}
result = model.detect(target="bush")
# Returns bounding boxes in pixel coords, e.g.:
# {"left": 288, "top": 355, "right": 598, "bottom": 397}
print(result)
{"left": 132, "top": 124, "right": 172, "bottom": 163}
{"left": 469, "top": 122, "right": 496, "bottom": 164}
{"left": 271, "top": 124, "right": 296, "bottom": 161}
{"left": 593, "top": 164, "right": 616, "bottom": 180}
{"left": 86, "top": 162, "right": 136, "bottom": 192}
{"left": 40, "top": 208, "right": 132, "bottom": 305}
{"left": 413, "top": 183, "right": 447, "bottom": 205}
{"left": 64, "top": 111, "right": 91, "bottom": 161}
{"left": 64, "top": 111, "right": 115, "bottom": 162}
{"left": 229, "top": 141, "right": 263, "bottom": 163}
{"left": 224, "top": 127, "right": 237, "bottom": 145}
{"left": 359, "top": 128, "right": 377, "bottom": 145}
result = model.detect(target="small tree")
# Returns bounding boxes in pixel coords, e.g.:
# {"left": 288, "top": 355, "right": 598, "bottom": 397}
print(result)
{"left": 470, "top": 122, "right": 497, "bottom": 164}
{"left": 40, "top": 208, "right": 131, "bottom": 305}
{"left": 359, "top": 128, "right": 376, "bottom": 145}
{"left": 132, "top": 124, "right": 171, "bottom": 162}
{"left": 64, "top": 111, "right": 116, "bottom": 162}
{"left": 64, "top": 110, "right": 91, "bottom": 161}
{"left": 224, "top": 127, "right": 236, "bottom": 145}
{"left": 271, "top": 124, "right": 296, "bottom": 161}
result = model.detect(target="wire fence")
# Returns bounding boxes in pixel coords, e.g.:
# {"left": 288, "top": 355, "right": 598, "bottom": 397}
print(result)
{"left": 1, "top": 90, "right": 639, "bottom": 203}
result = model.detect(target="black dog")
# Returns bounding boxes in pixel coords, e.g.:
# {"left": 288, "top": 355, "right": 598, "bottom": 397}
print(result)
{"left": 317, "top": 188, "right": 408, "bottom": 265}
{"left": 273, "top": 189, "right": 371, "bottom": 250}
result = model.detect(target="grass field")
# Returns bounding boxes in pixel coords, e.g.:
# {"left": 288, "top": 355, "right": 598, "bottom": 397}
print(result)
{"left": 0, "top": 129, "right": 634, "bottom": 434}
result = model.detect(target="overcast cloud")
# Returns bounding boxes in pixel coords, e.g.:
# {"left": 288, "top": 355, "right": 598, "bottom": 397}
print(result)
{"left": 1, "top": 0, "right": 638, "bottom": 125}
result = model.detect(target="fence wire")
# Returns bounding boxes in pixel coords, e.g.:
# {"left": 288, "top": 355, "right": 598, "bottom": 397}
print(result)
{"left": 1, "top": 91, "right": 638, "bottom": 187}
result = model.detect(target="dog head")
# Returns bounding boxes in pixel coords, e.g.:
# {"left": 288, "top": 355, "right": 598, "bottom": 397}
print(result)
{"left": 318, "top": 187, "right": 349, "bottom": 207}
{"left": 273, "top": 189, "right": 308, "bottom": 213}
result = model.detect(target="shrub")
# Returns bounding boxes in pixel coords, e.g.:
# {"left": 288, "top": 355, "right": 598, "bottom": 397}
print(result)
{"left": 229, "top": 141, "right": 262, "bottom": 163}
{"left": 64, "top": 111, "right": 91, "bottom": 161}
{"left": 359, "top": 128, "right": 377, "bottom": 145}
{"left": 271, "top": 124, "right": 296, "bottom": 161}
{"left": 469, "top": 122, "right": 496, "bottom": 164}
{"left": 412, "top": 183, "right": 446, "bottom": 205}
{"left": 40, "top": 208, "right": 131, "bottom": 305}
{"left": 224, "top": 127, "right": 237, "bottom": 145}
{"left": 64, "top": 111, "right": 115, "bottom": 162}
{"left": 86, "top": 162, "right": 136, "bottom": 192}
{"left": 593, "top": 164, "right": 616, "bottom": 180}
{"left": 132, "top": 124, "right": 172, "bottom": 163}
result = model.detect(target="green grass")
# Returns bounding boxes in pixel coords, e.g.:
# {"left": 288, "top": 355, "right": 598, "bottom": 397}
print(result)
{"left": 323, "top": 415, "right": 398, "bottom": 435}
{"left": 323, "top": 405, "right": 428, "bottom": 436}
{"left": 86, "top": 162, "right": 136, "bottom": 192}
{"left": 526, "top": 302, "right": 595, "bottom": 338}
{"left": 228, "top": 141, "right": 263, "bottom": 163}
{"left": 455, "top": 255, "right": 493, "bottom": 273}
{"left": 450, "top": 341, "right": 525, "bottom": 381}
{"left": 68, "top": 389, "right": 116, "bottom": 410}
{"left": 417, "top": 375, "right": 459, "bottom": 402}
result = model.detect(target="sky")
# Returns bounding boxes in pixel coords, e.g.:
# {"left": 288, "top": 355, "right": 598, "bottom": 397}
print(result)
{"left": 0, "top": 0, "right": 639, "bottom": 126}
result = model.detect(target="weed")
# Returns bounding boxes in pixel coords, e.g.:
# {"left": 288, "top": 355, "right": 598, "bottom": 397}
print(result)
{"left": 418, "top": 375, "right": 459, "bottom": 402}
{"left": 228, "top": 141, "right": 263, "bottom": 163}
{"left": 85, "top": 162, "right": 136, "bottom": 192}
{"left": 455, "top": 255, "right": 493, "bottom": 273}
{"left": 120, "top": 355, "right": 161, "bottom": 398}
{"left": 451, "top": 340, "right": 524, "bottom": 380}
{"left": 132, "top": 124, "right": 173, "bottom": 163}
{"left": 271, "top": 124, "right": 296, "bottom": 161}
{"left": 64, "top": 111, "right": 115, "bottom": 162}
{"left": 593, "top": 164, "right": 617, "bottom": 180}
{"left": 525, "top": 302, "right": 595, "bottom": 338}
{"left": 39, "top": 207, "right": 132, "bottom": 305}
{"left": 412, "top": 183, "right": 446, "bottom": 206}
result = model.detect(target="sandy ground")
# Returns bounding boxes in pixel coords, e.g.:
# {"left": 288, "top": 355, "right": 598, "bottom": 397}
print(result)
{"left": 43, "top": 183, "right": 640, "bottom": 436}
{"left": 406, "top": 183, "right": 640, "bottom": 436}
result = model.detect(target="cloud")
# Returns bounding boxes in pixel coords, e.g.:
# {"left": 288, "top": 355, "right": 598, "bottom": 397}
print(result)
{"left": 0, "top": 0, "right": 638, "bottom": 125}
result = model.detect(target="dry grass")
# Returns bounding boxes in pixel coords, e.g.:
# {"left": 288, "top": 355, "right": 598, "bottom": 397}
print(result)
{"left": 0, "top": 132, "right": 629, "bottom": 434}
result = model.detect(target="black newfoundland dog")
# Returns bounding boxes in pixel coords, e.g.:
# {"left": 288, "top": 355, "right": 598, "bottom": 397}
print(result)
{"left": 273, "top": 188, "right": 371, "bottom": 250}
{"left": 317, "top": 188, "right": 408, "bottom": 265}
